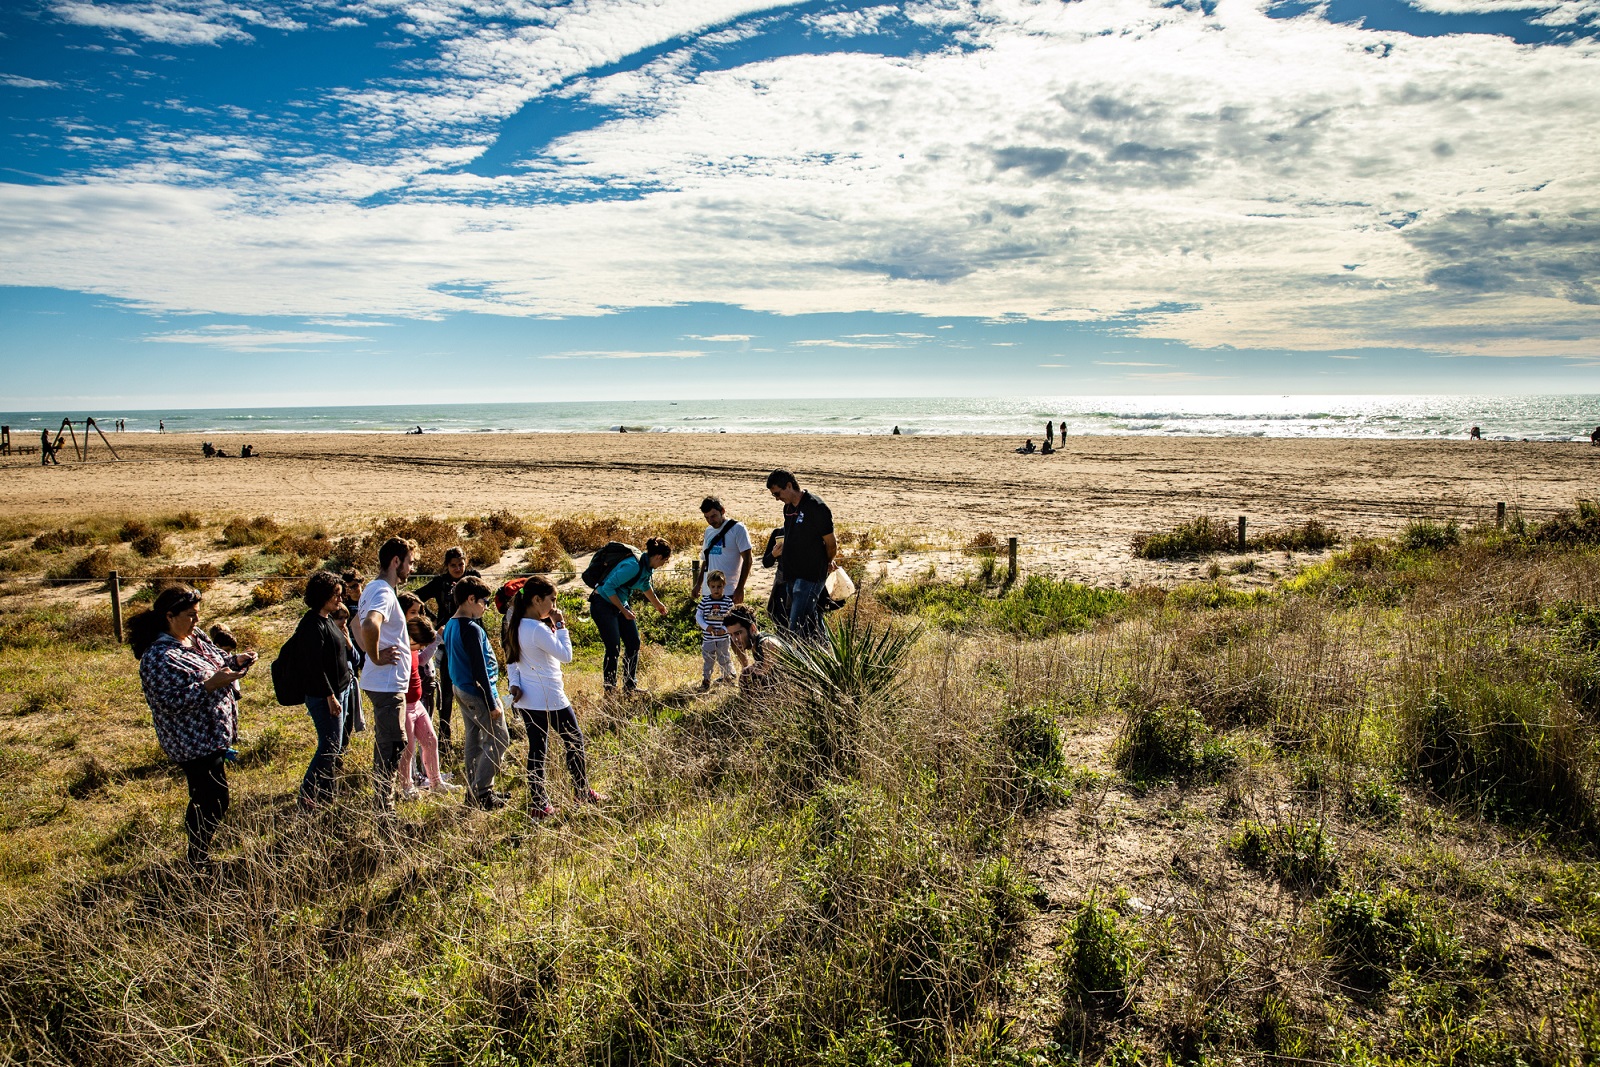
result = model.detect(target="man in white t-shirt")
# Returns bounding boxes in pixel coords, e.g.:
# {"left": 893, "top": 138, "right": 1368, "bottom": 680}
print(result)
{"left": 698, "top": 496, "right": 753, "bottom": 603}
{"left": 357, "top": 536, "right": 414, "bottom": 813}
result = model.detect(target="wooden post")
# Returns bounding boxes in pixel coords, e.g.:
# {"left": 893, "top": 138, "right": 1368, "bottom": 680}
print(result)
{"left": 1496, "top": 502, "right": 1506, "bottom": 529}
{"left": 109, "top": 570, "right": 123, "bottom": 643}
{"left": 1007, "top": 537, "right": 1018, "bottom": 582}
{"left": 691, "top": 559, "right": 702, "bottom": 593}
{"left": 1237, "top": 516, "right": 1247, "bottom": 551}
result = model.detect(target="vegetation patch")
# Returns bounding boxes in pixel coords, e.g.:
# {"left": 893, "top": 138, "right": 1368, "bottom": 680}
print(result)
{"left": 1228, "top": 818, "right": 1340, "bottom": 891}
{"left": 1132, "top": 516, "right": 1342, "bottom": 559}
{"left": 876, "top": 574, "right": 1124, "bottom": 636}
{"left": 1114, "top": 703, "right": 1236, "bottom": 783}
{"left": 1321, "top": 887, "right": 1463, "bottom": 991}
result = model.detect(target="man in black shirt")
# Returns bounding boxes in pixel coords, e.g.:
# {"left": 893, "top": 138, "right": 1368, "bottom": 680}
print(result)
{"left": 766, "top": 469, "right": 837, "bottom": 639}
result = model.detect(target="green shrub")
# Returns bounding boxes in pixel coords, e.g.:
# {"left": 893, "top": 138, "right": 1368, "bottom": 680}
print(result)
{"left": 1346, "top": 778, "right": 1403, "bottom": 825}
{"left": 1252, "top": 518, "right": 1342, "bottom": 552}
{"left": 31, "top": 528, "right": 94, "bottom": 552}
{"left": 1229, "top": 819, "right": 1339, "bottom": 891}
{"left": 463, "top": 510, "right": 528, "bottom": 541}
{"left": 1061, "top": 896, "right": 1135, "bottom": 1013}
{"left": 1132, "top": 517, "right": 1237, "bottom": 559}
{"left": 116, "top": 519, "right": 154, "bottom": 543}
{"left": 1401, "top": 519, "right": 1460, "bottom": 552}
{"left": 251, "top": 578, "right": 288, "bottom": 609}
{"left": 875, "top": 575, "right": 1123, "bottom": 637}
{"left": 998, "top": 706, "right": 1070, "bottom": 811}
{"left": 467, "top": 529, "right": 509, "bottom": 568}
{"left": 1531, "top": 498, "right": 1600, "bottom": 547}
{"left": 45, "top": 547, "right": 118, "bottom": 581}
{"left": 1114, "top": 704, "right": 1235, "bottom": 782}
{"left": 130, "top": 532, "right": 166, "bottom": 558}
{"left": 1322, "top": 888, "right": 1462, "bottom": 991}
{"left": 1405, "top": 686, "right": 1597, "bottom": 840}
{"left": 221, "top": 515, "right": 281, "bottom": 547}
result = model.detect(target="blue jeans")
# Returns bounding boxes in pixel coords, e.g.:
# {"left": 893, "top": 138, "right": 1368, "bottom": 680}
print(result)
{"left": 787, "top": 577, "right": 826, "bottom": 640}
{"left": 300, "top": 683, "right": 350, "bottom": 803}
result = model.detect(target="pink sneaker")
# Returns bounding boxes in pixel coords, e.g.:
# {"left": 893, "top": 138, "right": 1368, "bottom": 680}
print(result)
{"left": 575, "top": 787, "right": 607, "bottom": 804}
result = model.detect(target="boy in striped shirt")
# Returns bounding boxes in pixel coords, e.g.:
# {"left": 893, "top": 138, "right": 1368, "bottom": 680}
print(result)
{"left": 695, "top": 571, "right": 737, "bottom": 691}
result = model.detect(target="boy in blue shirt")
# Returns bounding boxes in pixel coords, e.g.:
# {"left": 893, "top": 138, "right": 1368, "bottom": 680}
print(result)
{"left": 440, "top": 576, "right": 509, "bottom": 809}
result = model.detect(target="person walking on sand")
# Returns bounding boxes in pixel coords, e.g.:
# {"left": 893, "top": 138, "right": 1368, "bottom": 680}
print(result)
{"left": 39, "top": 429, "right": 58, "bottom": 466}
{"left": 131, "top": 585, "right": 257, "bottom": 868}
{"left": 506, "top": 577, "right": 603, "bottom": 816}
{"left": 1046, "top": 419, "right": 1053, "bottom": 444}
{"left": 441, "top": 576, "right": 511, "bottom": 809}
{"left": 356, "top": 537, "right": 414, "bottom": 815}
{"left": 766, "top": 469, "right": 838, "bottom": 640}
{"left": 590, "top": 538, "right": 672, "bottom": 695}
{"left": 292, "top": 571, "right": 355, "bottom": 810}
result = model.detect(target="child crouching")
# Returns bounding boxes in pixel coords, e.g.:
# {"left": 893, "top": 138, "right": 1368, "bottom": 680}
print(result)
{"left": 695, "top": 570, "right": 737, "bottom": 691}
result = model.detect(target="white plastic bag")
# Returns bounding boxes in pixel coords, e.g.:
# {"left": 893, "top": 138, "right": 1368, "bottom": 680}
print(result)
{"left": 825, "top": 566, "right": 856, "bottom": 601}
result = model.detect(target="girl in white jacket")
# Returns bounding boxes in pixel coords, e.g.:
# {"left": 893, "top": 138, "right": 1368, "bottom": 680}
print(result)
{"left": 505, "top": 577, "right": 603, "bottom": 816}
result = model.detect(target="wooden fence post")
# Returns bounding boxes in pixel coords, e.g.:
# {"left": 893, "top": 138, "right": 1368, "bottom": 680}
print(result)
{"left": 1496, "top": 502, "right": 1506, "bottom": 529}
{"left": 1237, "top": 516, "right": 1247, "bottom": 552}
{"left": 691, "top": 559, "right": 702, "bottom": 593}
{"left": 1007, "top": 537, "right": 1018, "bottom": 583}
{"left": 109, "top": 570, "right": 123, "bottom": 642}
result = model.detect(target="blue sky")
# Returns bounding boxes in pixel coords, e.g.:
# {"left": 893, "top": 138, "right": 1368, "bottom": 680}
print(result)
{"left": 1, "top": 0, "right": 1596, "bottom": 406}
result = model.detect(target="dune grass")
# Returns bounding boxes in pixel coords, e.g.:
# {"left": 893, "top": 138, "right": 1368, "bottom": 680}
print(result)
{"left": 0, "top": 508, "right": 1597, "bottom": 1065}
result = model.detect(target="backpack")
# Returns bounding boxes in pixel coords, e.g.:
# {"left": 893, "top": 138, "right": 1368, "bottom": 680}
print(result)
{"left": 581, "top": 541, "right": 640, "bottom": 589}
{"left": 494, "top": 576, "right": 527, "bottom": 614}
{"left": 270, "top": 631, "right": 305, "bottom": 706}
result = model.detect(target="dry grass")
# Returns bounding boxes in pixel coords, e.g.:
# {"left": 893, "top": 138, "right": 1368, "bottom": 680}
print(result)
{"left": 0, "top": 510, "right": 1596, "bottom": 1066}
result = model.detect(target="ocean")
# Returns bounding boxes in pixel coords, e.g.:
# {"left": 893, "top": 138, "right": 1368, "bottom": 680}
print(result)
{"left": 4, "top": 395, "right": 1598, "bottom": 442}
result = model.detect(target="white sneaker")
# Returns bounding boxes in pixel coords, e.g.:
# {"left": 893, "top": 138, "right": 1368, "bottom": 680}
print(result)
{"left": 427, "top": 780, "right": 463, "bottom": 793}
{"left": 400, "top": 787, "right": 421, "bottom": 801}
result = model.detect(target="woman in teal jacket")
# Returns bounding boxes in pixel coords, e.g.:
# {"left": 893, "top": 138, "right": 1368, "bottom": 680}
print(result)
{"left": 589, "top": 537, "right": 671, "bottom": 693}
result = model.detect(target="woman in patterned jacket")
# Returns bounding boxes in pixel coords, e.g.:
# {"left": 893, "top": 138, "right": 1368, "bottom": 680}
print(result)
{"left": 131, "top": 584, "right": 256, "bottom": 867}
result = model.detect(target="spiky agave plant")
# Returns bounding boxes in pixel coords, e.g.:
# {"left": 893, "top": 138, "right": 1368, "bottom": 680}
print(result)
{"left": 774, "top": 609, "right": 921, "bottom": 785}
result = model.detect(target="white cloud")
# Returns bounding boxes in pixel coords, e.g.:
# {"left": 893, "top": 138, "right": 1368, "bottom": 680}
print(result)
{"left": 1094, "top": 360, "right": 1173, "bottom": 367}
{"left": 686, "top": 333, "right": 753, "bottom": 341}
{"left": 52, "top": 1, "right": 255, "bottom": 44}
{"left": 803, "top": 5, "right": 896, "bottom": 36}
{"left": 794, "top": 338, "right": 907, "bottom": 348}
{"left": 2, "top": 74, "right": 62, "bottom": 88}
{"left": 145, "top": 325, "right": 368, "bottom": 351}
{"left": 541, "top": 349, "right": 706, "bottom": 358}
{"left": 5, "top": 0, "right": 1599, "bottom": 361}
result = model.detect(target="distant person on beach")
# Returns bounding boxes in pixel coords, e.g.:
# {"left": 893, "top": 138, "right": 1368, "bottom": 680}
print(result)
{"left": 1040, "top": 437, "right": 1055, "bottom": 455}
{"left": 159, "top": 420, "right": 165, "bottom": 433}
{"left": 356, "top": 537, "right": 414, "bottom": 815}
{"left": 506, "top": 577, "right": 603, "bottom": 816}
{"left": 413, "top": 547, "right": 480, "bottom": 743}
{"left": 590, "top": 537, "right": 672, "bottom": 694}
{"left": 1591, "top": 426, "right": 1599, "bottom": 445}
{"left": 1046, "top": 420, "right": 1053, "bottom": 442}
{"left": 131, "top": 584, "right": 257, "bottom": 867}
{"left": 441, "top": 576, "right": 510, "bottom": 810}
{"left": 1015, "top": 439, "right": 1036, "bottom": 454}
{"left": 39, "top": 429, "right": 58, "bottom": 465}
{"left": 766, "top": 469, "right": 837, "bottom": 640}
{"left": 893, "top": 425, "right": 901, "bottom": 435}
{"left": 1469, "top": 425, "right": 1482, "bottom": 440}
{"left": 292, "top": 571, "right": 355, "bottom": 810}
{"left": 1060, "top": 421, "right": 1067, "bottom": 446}
{"left": 724, "top": 606, "right": 785, "bottom": 690}
{"left": 698, "top": 496, "right": 753, "bottom": 603}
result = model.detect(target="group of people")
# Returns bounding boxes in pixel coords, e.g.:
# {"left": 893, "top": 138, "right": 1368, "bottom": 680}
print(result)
{"left": 1016, "top": 419, "right": 1069, "bottom": 455}
{"left": 200, "top": 442, "right": 258, "bottom": 458}
{"left": 131, "top": 468, "right": 836, "bottom": 866}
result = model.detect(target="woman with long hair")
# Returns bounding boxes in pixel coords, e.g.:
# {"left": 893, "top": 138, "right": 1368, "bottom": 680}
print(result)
{"left": 130, "top": 584, "right": 256, "bottom": 867}
{"left": 506, "top": 577, "right": 602, "bottom": 815}
{"left": 588, "top": 536, "right": 671, "bottom": 695}
{"left": 292, "top": 570, "right": 354, "bottom": 809}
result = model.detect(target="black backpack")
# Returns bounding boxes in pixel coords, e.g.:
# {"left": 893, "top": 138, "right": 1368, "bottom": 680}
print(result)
{"left": 581, "top": 542, "right": 639, "bottom": 589}
{"left": 270, "top": 631, "right": 305, "bottom": 706}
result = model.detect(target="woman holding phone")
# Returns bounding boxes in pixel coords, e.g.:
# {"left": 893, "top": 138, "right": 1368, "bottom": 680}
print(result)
{"left": 131, "top": 584, "right": 257, "bottom": 868}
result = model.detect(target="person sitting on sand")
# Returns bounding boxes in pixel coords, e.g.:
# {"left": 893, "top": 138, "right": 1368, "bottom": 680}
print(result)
{"left": 1041, "top": 437, "right": 1054, "bottom": 455}
{"left": 723, "top": 606, "right": 785, "bottom": 690}
{"left": 202, "top": 442, "right": 215, "bottom": 458}
{"left": 1015, "top": 439, "right": 1036, "bottom": 454}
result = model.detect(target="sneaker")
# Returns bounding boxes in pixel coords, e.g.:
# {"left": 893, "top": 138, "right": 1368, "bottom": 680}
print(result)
{"left": 623, "top": 687, "right": 651, "bottom": 699}
{"left": 466, "top": 790, "right": 509, "bottom": 811}
{"left": 426, "top": 780, "right": 463, "bottom": 793}
{"left": 699, "top": 679, "right": 711, "bottom": 692}
{"left": 575, "top": 787, "right": 607, "bottom": 804}
{"left": 400, "top": 787, "right": 421, "bottom": 801}
{"left": 530, "top": 800, "right": 555, "bottom": 818}
{"left": 437, "top": 771, "right": 456, "bottom": 784}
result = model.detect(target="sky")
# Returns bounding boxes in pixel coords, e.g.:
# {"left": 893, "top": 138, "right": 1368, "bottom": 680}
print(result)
{"left": 1, "top": 0, "right": 1597, "bottom": 407}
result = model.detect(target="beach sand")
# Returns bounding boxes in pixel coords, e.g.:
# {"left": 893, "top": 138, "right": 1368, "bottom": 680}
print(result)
{"left": 5, "top": 431, "right": 1596, "bottom": 587}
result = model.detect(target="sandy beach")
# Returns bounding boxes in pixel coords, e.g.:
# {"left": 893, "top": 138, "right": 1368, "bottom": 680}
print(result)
{"left": 5, "top": 431, "right": 1596, "bottom": 586}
